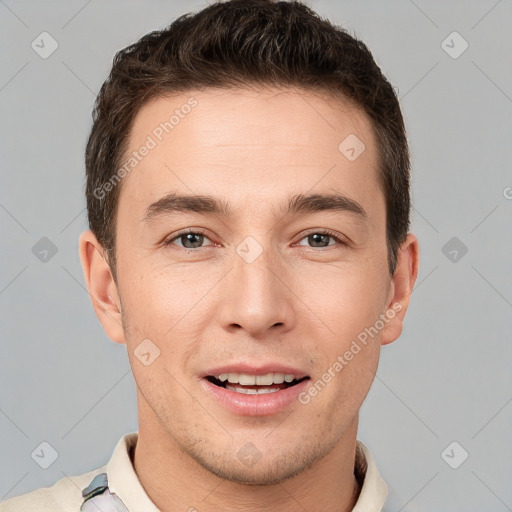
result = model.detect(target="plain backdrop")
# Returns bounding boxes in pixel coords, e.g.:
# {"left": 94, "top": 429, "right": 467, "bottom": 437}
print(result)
{"left": 1, "top": 1, "right": 511, "bottom": 510}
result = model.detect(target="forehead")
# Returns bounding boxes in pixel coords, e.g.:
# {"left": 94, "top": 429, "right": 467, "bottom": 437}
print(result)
{"left": 118, "top": 86, "right": 381, "bottom": 218}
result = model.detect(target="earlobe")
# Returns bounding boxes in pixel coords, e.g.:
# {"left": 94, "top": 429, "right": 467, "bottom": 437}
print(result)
{"left": 78, "top": 230, "right": 126, "bottom": 344}
{"left": 380, "top": 233, "right": 420, "bottom": 346}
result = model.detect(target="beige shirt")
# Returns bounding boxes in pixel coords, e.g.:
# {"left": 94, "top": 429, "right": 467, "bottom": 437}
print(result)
{"left": 0, "top": 433, "right": 388, "bottom": 511}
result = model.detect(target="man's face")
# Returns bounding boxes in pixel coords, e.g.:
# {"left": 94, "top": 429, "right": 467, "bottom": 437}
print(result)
{"left": 101, "top": 87, "right": 399, "bottom": 483}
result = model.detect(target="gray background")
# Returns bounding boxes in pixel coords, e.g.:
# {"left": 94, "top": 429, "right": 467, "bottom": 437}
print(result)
{"left": 1, "top": 0, "right": 511, "bottom": 510}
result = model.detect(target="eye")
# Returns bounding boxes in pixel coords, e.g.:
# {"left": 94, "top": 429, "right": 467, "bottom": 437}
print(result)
{"left": 163, "top": 229, "right": 347, "bottom": 251}
{"left": 295, "top": 230, "right": 347, "bottom": 249}
{"left": 164, "top": 229, "right": 214, "bottom": 250}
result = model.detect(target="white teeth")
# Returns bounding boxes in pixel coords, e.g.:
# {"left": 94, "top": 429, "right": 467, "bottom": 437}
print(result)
{"left": 238, "top": 374, "right": 256, "bottom": 385}
{"left": 215, "top": 372, "right": 299, "bottom": 385}
{"left": 225, "top": 384, "right": 281, "bottom": 394}
{"left": 256, "top": 373, "right": 273, "bottom": 385}
{"left": 272, "top": 373, "right": 285, "bottom": 384}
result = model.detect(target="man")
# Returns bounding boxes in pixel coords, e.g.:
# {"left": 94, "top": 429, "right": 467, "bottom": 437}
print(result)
{"left": 1, "top": 0, "right": 419, "bottom": 510}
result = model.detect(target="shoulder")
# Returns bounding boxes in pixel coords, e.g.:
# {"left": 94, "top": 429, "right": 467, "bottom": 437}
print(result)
{"left": 0, "top": 466, "right": 106, "bottom": 512}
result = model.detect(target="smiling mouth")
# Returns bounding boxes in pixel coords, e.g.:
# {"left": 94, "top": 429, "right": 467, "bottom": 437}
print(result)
{"left": 206, "top": 373, "right": 310, "bottom": 395}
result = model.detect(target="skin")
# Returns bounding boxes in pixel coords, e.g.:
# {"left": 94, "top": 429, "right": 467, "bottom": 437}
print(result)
{"left": 79, "top": 86, "right": 419, "bottom": 512}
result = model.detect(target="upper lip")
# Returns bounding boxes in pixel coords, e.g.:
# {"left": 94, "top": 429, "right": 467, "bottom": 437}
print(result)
{"left": 201, "top": 363, "right": 309, "bottom": 379}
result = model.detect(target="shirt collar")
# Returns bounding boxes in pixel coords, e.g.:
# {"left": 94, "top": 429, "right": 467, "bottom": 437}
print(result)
{"left": 106, "top": 432, "right": 159, "bottom": 511}
{"left": 105, "top": 432, "right": 387, "bottom": 511}
{"left": 352, "top": 440, "right": 388, "bottom": 511}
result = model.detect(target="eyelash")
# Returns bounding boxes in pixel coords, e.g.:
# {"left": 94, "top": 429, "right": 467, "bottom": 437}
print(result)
{"left": 163, "top": 228, "right": 348, "bottom": 251}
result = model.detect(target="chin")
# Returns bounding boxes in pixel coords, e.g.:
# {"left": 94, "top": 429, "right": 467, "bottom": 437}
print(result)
{"left": 185, "top": 435, "right": 336, "bottom": 486}
{"left": 199, "top": 459, "right": 310, "bottom": 486}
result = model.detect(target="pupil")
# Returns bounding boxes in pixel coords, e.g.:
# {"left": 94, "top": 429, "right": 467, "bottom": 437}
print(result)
{"left": 183, "top": 233, "right": 203, "bottom": 248}
{"left": 310, "top": 234, "right": 328, "bottom": 247}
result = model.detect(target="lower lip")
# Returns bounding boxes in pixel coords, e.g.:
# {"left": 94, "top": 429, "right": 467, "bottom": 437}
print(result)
{"left": 201, "top": 378, "right": 310, "bottom": 416}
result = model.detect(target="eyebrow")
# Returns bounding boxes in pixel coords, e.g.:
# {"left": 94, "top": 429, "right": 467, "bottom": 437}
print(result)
{"left": 142, "top": 192, "right": 367, "bottom": 223}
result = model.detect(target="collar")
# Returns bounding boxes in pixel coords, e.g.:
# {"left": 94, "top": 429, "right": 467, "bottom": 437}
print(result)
{"left": 105, "top": 432, "right": 159, "bottom": 511}
{"left": 352, "top": 441, "right": 388, "bottom": 511}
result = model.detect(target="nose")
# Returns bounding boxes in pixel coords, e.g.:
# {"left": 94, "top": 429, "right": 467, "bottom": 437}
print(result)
{"left": 216, "top": 240, "right": 296, "bottom": 338}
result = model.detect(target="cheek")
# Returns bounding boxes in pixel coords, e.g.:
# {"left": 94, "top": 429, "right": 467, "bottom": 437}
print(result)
{"left": 118, "top": 260, "right": 219, "bottom": 359}
{"left": 299, "top": 264, "right": 386, "bottom": 392}
{"left": 301, "top": 260, "right": 387, "bottom": 332}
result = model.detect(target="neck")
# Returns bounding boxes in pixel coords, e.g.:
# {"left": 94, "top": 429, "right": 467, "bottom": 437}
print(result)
{"left": 133, "top": 406, "right": 361, "bottom": 512}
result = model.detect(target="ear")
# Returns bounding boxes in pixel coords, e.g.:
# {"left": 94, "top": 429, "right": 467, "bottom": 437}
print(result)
{"left": 79, "top": 230, "right": 126, "bottom": 344}
{"left": 380, "top": 233, "right": 420, "bottom": 346}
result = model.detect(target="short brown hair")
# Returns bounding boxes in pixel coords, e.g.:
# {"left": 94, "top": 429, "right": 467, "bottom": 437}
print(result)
{"left": 85, "top": 0, "right": 410, "bottom": 278}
